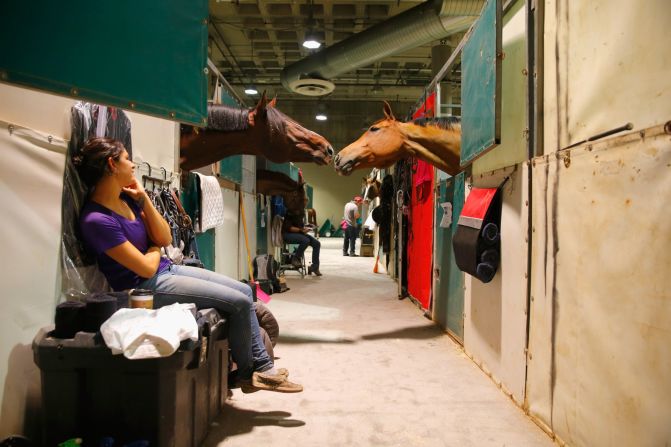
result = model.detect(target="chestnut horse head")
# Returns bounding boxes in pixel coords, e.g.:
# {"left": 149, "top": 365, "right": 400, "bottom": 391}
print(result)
{"left": 180, "top": 94, "right": 334, "bottom": 171}
{"left": 256, "top": 169, "right": 307, "bottom": 213}
{"left": 334, "top": 101, "right": 461, "bottom": 176}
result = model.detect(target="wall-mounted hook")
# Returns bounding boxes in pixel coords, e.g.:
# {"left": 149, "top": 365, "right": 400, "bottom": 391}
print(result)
{"left": 142, "top": 162, "right": 152, "bottom": 188}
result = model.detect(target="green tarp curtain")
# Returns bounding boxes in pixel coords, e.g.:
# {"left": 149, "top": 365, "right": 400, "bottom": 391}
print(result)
{"left": 0, "top": 0, "right": 208, "bottom": 125}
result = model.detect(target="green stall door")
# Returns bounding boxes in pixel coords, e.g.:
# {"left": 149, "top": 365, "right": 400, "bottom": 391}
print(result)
{"left": 0, "top": 0, "right": 208, "bottom": 125}
{"left": 461, "top": 0, "right": 502, "bottom": 166}
{"left": 433, "top": 172, "right": 465, "bottom": 341}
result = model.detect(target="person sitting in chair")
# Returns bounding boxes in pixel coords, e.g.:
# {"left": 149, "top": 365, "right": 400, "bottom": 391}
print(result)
{"left": 282, "top": 208, "right": 322, "bottom": 276}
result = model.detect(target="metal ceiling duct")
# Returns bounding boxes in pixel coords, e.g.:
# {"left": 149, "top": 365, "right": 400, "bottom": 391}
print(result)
{"left": 281, "top": 0, "right": 485, "bottom": 96}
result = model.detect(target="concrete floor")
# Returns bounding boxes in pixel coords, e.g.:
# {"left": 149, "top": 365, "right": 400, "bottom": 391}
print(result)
{"left": 203, "top": 238, "right": 555, "bottom": 447}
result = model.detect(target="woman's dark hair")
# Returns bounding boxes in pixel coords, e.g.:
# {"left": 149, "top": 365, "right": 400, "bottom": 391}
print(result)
{"left": 72, "top": 138, "right": 125, "bottom": 188}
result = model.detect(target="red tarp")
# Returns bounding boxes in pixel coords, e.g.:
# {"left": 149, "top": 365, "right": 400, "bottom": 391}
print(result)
{"left": 406, "top": 93, "right": 437, "bottom": 310}
{"left": 407, "top": 159, "right": 434, "bottom": 309}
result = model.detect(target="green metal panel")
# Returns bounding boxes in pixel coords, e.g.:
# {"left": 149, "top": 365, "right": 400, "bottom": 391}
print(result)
{"left": 473, "top": 0, "right": 528, "bottom": 174}
{"left": 446, "top": 172, "right": 465, "bottom": 339}
{"left": 219, "top": 157, "right": 243, "bottom": 184}
{"left": 306, "top": 184, "right": 314, "bottom": 209}
{"left": 461, "top": 0, "right": 502, "bottom": 166}
{"left": 433, "top": 172, "right": 465, "bottom": 341}
{"left": 256, "top": 198, "right": 268, "bottom": 255}
{"left": 196, "top": 230, "right": 215, "bottom": 271}
{"left": 0, "top": 0, "right": 208, "bottom": 125}
{"left": 263, "top": 161, "right": 299, "bottom": 182}
{"left": 180, "top": 174, "right": 215, "bottom": 270}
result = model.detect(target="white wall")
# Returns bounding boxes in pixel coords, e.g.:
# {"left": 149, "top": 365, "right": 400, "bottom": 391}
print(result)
{"left": 0, "top": 82, "right": 178, "bottom": 438}
{"left": 297, "top": 162, "right": 364, "bottom": 229}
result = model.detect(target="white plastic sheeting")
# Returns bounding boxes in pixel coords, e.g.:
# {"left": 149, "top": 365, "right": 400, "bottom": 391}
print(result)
{"left": 0, "top": 121, "right": 66, "bottom": 435}
{"left": 527, "top": 125, "right": 671, "bottom": 446}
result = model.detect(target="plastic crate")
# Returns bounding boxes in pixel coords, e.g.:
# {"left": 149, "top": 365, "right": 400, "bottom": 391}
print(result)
{"left": 32, "top": 314, "right": 228, "bottom": 447}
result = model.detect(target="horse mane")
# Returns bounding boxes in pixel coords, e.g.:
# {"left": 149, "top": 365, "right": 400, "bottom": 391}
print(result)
{"left": 266, "top": 107, "right": 288, "bottom": 136}
{"left": 412, "top": 116, "right": 461, "bottom": 130}
{"left": 207, "top": 104, "right": 250, "bottom": 131}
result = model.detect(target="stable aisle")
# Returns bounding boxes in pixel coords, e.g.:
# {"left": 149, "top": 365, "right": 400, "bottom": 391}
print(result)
{"left": 204, "top": 238, "right": 554, "bottom": 447}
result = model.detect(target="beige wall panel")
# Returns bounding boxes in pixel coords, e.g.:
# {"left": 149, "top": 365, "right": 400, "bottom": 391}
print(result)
{"left": 0, "top": 122, "right": 66, "bottom": 437}
{"left": 527, "top": 125, "right": 671, "bottom": 447}
{"left": 0, "top": 83, "right": 73, "bottom": 138}
{"left": 546, "top": 0, "right": 671, "bottom": 153}
{"left": 473, "top": 0, "right": 529, "bottom": 175}
{"left": 0, "top": 83, "right": 180, "bottom": 437}
{"left": 126, "top": 111, "right": 179, "bottom": 174}
{"left": 297, "top": 162, "right": 364, "bottom": 227}
{"left": 238, "top": 192, "right": 256, "bottom": 280}
{"left": 215, "top": 188, "right": 240, "bottom": 279}
{"left": 526, "top": 149, "right": 556, "bottom": 433}
{"left": 463, "top": 164, "right": 529, "bottom": 404}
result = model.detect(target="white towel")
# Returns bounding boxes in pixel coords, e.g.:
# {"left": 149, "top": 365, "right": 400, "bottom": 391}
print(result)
{"left": 100, "top": 303, "right": 199, "bottom": 360}
{"left": 195, "top": 172, "right": 224, "bottom": 232}
{"left": 272, "top": 215, "right": 285, "bottom": 247}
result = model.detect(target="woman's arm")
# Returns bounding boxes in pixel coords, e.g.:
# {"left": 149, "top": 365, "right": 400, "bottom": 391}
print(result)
{"left": 138, "top": 194, "right": 173, "bottom": 246}
{"left": 105, "top": 242, "right": 162, "bottom": 278}
{"left": 122, "top": 180, "right": 172, "bottom": 247}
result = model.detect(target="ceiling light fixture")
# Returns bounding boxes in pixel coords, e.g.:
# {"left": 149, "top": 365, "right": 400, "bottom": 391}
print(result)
{"left": 302, "top": 34, "right": 321, "bottom": 50}
{"left": 315, "top": 101, "right": 328, "bottom": 120}
{"left": 244, "top": 87, "right": 258, "bottom": 95}
{"left": 302, "top": 0, "right": 321, "bottom": 49}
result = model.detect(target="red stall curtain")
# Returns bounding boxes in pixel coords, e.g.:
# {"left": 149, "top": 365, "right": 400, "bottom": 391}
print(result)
{"left": 406, "top": 91, "right": 436, "bottom": 310}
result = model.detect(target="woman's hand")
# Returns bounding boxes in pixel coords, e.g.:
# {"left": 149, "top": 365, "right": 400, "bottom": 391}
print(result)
{"left": 122, "top": 179, "right": 147, "bottom": 205}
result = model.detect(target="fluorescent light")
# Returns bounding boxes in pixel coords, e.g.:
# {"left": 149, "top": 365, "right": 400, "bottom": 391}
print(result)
{"left": 302, "top": 39, "right": 321, "bottom": 49}
{"left": 244, "top": 87, "right": 258, "bottom": 95}
{"left": 315, "top": 113, "right": 327, "bottom": 121}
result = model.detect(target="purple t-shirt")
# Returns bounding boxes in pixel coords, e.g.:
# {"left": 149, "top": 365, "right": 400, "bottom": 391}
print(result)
{"left": 80, "top": 194, "right": 171, "bottom": 291}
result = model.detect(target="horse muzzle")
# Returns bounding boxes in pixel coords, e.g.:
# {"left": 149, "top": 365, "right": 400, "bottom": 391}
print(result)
{"left": 334, "top": 154, "right": 356, "bottom": 176}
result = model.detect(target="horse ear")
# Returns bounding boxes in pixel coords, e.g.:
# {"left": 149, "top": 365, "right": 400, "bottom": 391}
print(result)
{"left": 255, "top": 92, "right": 269, "bottom": 112}
{"left": 268, "top": 97, "right": 277, "bottom": 108}
{"left": 383, "top": 101, "right": 396, "bottom": 121}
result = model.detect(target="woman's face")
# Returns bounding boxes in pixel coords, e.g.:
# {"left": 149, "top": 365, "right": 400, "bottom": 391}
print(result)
{"left": 112, "top": 149, "right": 135, "bottom": 187}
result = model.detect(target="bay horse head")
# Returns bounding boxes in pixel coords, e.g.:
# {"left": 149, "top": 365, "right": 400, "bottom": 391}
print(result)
{"left": 180, "top": 93, "right": 334, "bottom": 171}
{"left": 334, "top": 101, "right": 462, "bottom": 176}
{"left": 256, "top": 169, "right": 307, "bottom": 213}
{"left": 361, "top": 168, "right": 381, "bottom": 202}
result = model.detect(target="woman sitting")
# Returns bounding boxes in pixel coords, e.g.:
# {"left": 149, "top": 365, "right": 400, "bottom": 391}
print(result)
{"left": 282, "top": 207, "right": 322, "bottom": 276}
{"left": 74, "top": 137, "right": 301, "bottom": 393}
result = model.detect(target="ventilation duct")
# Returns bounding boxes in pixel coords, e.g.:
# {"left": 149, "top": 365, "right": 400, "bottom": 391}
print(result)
{"left": 281, "top": 0, "right": 485, "bottom": 96}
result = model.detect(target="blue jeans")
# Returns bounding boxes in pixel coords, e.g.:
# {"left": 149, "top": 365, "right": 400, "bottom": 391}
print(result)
{"left": 343, "top": 224, "right": 358, "bottom": 255}
{"left": 138, "top": 264, "right": 272, "bottom": 379}
{"left": 283, "top": 232, "right": 321, "bottom": 268}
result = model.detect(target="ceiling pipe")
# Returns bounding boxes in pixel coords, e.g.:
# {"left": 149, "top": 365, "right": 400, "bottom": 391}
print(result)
{"left": 280, "top": 0, "right": 484, "bottom": 96}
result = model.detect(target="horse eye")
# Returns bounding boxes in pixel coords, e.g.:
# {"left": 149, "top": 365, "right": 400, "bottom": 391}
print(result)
{"left": 369, "top": 126, "right": 379, "bottom": 132}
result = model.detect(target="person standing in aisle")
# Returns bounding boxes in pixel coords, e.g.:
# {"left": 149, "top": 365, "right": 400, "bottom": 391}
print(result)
{"left": 343, "top": 196, "right": 362, "bottom": 256}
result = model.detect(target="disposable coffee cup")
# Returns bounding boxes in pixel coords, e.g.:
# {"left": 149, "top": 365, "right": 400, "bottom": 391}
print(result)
{"left": 129, "top": 289, "right": 154, "bottom": 309}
